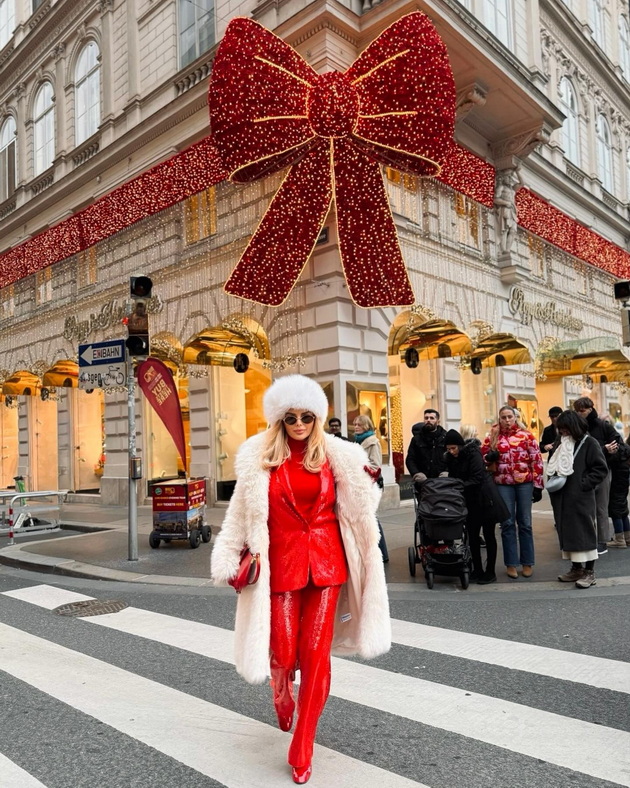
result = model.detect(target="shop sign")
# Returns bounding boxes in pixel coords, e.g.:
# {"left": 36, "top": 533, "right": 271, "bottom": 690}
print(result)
{"left": 63, "top": 295, "right": 163, "bottom": 343}
{"left": 507, "top": 286, "right": 583, "bottom": 332}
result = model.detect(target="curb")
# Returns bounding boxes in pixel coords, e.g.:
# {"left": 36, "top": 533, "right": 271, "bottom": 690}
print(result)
{"left": 3, "top": 540, "right": 630, "bottom": 591}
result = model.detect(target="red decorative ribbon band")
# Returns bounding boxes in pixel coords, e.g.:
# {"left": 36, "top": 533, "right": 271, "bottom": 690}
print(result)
{"left": 208, "top": 12, "right": 456, "bottom": 307}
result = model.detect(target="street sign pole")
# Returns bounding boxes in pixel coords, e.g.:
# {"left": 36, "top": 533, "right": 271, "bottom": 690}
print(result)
{"left": 127, "top": 353, "right": 138, "bottom": 562}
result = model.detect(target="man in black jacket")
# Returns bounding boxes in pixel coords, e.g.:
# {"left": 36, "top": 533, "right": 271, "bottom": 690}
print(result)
{"left": 405, "top": 409, "right": 447, "bottom": 481}
{"left": 573, "top": 397, "right": 628, "bottom": 554}
{"left": 540, "top": 407, "right": 562, "bottom": 458}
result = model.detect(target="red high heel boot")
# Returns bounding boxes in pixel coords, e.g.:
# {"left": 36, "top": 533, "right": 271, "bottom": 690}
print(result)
{"left": 291, "top": 765, "right": 312, "bottom": 784}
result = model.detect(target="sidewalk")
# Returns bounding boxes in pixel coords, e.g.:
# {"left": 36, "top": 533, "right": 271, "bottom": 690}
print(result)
{"left": 1, "top": 498, "right": 629, "bottom": 590}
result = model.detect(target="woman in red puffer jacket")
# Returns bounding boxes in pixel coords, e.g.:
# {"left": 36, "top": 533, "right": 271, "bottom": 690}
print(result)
{"left": 481, "top": 406, "right": 544, "bottom": 580}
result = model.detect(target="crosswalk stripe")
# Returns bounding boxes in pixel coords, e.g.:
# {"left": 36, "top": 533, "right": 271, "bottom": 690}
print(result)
{"left": 390, "top": 619, "right": 630, "bottom": 694}
{"left": 5, "top": 584, "right": 630, "bottom": 693}
{"left": 0, "top": 623, "right": 423, "bottom": 788}
{"left": 0, "top": 754, "right": 48, "bottom": 787}
{"left": 4, "top": 584, "right": 630, "bottom": 786}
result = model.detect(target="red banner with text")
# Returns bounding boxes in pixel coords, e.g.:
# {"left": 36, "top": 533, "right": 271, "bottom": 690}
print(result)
{"left": 136, "top": 358, "right": 187, "bottom": 473}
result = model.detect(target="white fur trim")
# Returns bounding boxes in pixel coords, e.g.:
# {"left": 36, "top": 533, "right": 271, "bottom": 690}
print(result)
{"left": 263, "top": 374, "right": 329, "bottom": 425}
{"left": 209, "top": 431, "right": 391, "bottom": 684}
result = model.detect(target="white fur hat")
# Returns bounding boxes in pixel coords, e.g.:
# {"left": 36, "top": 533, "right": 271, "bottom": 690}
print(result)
{"left": 263, "top": 375, "right": 329, "bottom": 425}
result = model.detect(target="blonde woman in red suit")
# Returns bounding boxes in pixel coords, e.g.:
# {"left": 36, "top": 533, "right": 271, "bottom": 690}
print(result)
{"left": 211, "top": 375, "right": 390, "bottom": 784}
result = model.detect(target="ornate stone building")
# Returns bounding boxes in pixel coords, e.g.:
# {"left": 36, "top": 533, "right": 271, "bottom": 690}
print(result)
{"left": 0, "top": 0, "right": 628, "bottom": 506}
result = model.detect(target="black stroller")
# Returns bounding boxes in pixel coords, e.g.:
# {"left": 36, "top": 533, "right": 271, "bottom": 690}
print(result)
{"left": 408, "top": 477, "right": 473, "bottom": 589}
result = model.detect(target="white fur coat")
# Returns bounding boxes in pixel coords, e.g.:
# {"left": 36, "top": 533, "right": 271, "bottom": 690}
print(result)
{"left": 211, "top": 432, "right": 391, "bottom": 684}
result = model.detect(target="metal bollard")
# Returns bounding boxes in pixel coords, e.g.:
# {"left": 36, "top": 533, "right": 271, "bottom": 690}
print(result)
{"left": 8, "top": 506, "right": 13, "bottom": 545}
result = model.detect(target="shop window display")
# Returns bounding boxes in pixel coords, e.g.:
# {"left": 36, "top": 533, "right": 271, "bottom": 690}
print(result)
{"left": 460, "top": 365, "right": 497, "bottom": 440}
{"left": 214, "top": 360, "right": 271, "bottom": 500}
{"left": 72, "top": 388, "right": 104, "bottom": 493}
{"left": 507, "top": 393, "right": 541, "bottom": 440}
{"left": 0, "top": 399, "right": 18, "bottom": 487}
{"left": 346, "top": 381, "right": 389, "bottom": 461}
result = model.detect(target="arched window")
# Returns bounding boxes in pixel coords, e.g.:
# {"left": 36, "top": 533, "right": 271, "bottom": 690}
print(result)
{"left": 0, "top": 0, "right": 15, "bottom": 50}
{"left": 558, "top": 77, "right": 580, "bottom": 166}
{"left": 34, "top": 82, "right": 54, "bottom": 176}
{"left": 596, "top": 114, "right": 613, "bottom": 193}
{"left": 620, "top": 17, "right": 630, "bottom": 82}
{"left": 590, "top": 0, "right": 605, "bottom": 50}
{"left": 75, "top": 42, "right": 101, "bottom": 145}
{"left": 482, "top": 0, "right": 512, "bottom": 47}
{"left": 0, "top": 116, "right": 16, "bottom": 202}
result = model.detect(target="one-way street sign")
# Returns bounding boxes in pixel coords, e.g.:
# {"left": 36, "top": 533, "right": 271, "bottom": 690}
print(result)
{"left": 78, "top": 339, "right": 126, "bottom": 390}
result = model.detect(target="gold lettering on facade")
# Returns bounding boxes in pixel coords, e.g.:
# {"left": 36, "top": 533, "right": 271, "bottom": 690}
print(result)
{"left": 63, "top": 295, "right": 163, "bottom": 342}
{"left": 507, "top": 286, "right": 583, "bottom": 332}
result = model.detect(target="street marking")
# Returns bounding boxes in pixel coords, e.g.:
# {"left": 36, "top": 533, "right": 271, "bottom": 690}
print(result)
{"left": 0, "top": 623, "right": 422, "bottom": 788}
{"left": 4, "top": 585, "right": 630, "bottom": 786}
{"left": 0, "top": 754, "right": 48, "bottom": 787}
{"left": 390, "top": 619, "right": 630, "bottom": 695}
{"left": 5, "top": 584, "right": 630, "bottom": 692}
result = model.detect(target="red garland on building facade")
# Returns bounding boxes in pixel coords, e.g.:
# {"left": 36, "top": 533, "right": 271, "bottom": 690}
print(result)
{"left": 0, "top": 22, "right": 629, "bottom": 292}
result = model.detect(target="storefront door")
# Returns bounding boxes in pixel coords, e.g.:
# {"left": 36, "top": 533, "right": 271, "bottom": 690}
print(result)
{"left": 0, "top": 402, "right": 18, "bottom": 488}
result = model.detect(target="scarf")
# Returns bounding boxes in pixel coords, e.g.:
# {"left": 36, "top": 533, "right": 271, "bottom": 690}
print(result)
{"left": 354, "top": 429, "right": 375, "bottom": 444}
{"left": 546, "top": 435, "right": 577, "bottom": 477}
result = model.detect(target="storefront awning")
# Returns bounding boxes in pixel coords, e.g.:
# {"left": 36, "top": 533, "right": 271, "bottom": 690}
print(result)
{"left": 42, "top": 360, "right": 79, "bottom": 388}
{"left": 541, "top": 337, "right": 629, "bottom": 379}
{"left": 470, "top": 334, "right": 532, "bottom": 367}
{"left": 396, "top": 319, "right": 473, "bottom": 360}
{"left": 183, "top": 328, "right": 255, "bottom": 366}
{"left": 2, "top": 370, "right": 42, "bottom": 396}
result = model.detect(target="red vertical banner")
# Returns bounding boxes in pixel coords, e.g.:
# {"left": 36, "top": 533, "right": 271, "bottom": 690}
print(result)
{"left": 136, "top": 359, "right": 187, "bottom": 474}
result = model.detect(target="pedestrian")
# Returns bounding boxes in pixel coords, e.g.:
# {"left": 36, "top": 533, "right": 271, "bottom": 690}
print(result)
{"left": 328, "top": 417, "right": 349, "bottom": 440}
{"left": 481, "top": 405, "right": 544, "bottom": 579}
{"left": 547, "top": 410, "right": 608, "bottom": 588}
{"left": 572, "top": 397, "right": 627, "bottom": 554}
{"left": 405, "top": 408, "right": 447, "bottom": 482}
{"left": 444, "top": 429, "right": 501, "bottom": 584}
{"left": 540, "top": 407, "right": 563, "bottom": 458}
{"left": 606, "top": 434, "right": 630, "bottom": 549}
{"left": 211, "top": 375, "right": 390, "bottom": 785}
{"left": 353, "top": 414, "right": 389, "bottom": 563}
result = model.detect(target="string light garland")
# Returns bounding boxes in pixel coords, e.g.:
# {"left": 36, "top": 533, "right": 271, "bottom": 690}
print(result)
{"left": 209, "top": 13, "right": 456, "bottom": 308}
{"left": 437, "top": 143, "right": 495, "bottom": 208}
{"left": 516, "top": 189, "right": 630, "bottom": 278}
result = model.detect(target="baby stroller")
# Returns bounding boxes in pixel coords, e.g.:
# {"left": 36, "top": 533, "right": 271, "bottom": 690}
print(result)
{"left": 408, "top": 477, "right": 473, "bottom": 589}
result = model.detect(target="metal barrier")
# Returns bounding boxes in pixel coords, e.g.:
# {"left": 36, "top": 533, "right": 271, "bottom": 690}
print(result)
{"left": 0, "top": 490, "right": 68, "bottom": 545}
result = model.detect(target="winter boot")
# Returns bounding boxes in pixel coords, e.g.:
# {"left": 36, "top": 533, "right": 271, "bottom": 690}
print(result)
{"left": 625, "top": 531, "right": 630, "bottom": 547}
{"left": 606, "top": 533, "right": 628, "bottom": 549}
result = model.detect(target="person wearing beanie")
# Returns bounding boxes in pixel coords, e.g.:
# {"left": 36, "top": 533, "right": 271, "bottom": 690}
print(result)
{"left": 444, "top": 429, "right": 502, "bottom": 583}
{"left": 211, "top": 374, "right": 390, "bottom": 785}
{"left": 540, "top": 407, "right": 563, "bottom": 458}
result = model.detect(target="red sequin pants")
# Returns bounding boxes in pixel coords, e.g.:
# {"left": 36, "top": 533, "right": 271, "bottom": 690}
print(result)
{"left": 270, "top": 583, "right": 341, "bottom": 768}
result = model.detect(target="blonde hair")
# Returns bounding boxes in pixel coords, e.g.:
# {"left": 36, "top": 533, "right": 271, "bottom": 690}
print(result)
{"left": 489, "top": 406, "right": 527, "bottom": 449}
{"left": 459, "top": 423, "right": 478, "bottom": 441}
{"left": 261, "top": 417, "right": 327, "bottom": 472}
{"left": 354, "top": 414, "right": 374, "bottom": 432}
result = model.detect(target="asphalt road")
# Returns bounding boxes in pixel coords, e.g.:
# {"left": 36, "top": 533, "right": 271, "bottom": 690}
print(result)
{"left": 0, "top": 564, "right": 628, "bottom": 788}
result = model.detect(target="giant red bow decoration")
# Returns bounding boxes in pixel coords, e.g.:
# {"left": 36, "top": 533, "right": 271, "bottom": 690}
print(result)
{"left": 209, "top": 13, "right": 455, "bottom": 308}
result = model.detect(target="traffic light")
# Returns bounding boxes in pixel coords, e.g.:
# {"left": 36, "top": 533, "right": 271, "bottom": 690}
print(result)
{"left": 125, "top": 275, "right": 152, "bottom": 357}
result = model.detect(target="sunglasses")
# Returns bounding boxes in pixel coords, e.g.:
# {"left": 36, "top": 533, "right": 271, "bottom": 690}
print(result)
{"left": 283, "top": 412, "right": 315, "bottom": 425}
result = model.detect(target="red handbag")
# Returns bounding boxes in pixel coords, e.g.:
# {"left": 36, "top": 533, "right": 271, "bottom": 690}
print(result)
{"left": 228, "top": 546, "right": 261, "bottom": 593}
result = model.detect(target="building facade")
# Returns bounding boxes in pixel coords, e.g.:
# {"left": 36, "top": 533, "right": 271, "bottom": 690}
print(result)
{"left": 0, "top": 0, "right": 629, "bottom": 506}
